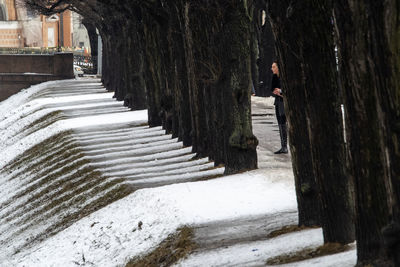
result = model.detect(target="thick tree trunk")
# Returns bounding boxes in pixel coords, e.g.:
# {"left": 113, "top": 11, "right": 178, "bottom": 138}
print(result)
{"left": 219, "top": 1, "right": 258, "bottom": 174}
{"left": 184, "top": 1, "right": 258, "bottom": 171}
{"left": 172, "top": 1, "right": 193, "bottom": 147}
{"left": 259, "top": 18, "right": 275, "bottom": 97}
{"left": 68, "top": 0, "right": 258, "bottom": 175}
{"left": 141, "top": 11, "right": 164, "bottom": 127}
{"left": 112, "top": 26, "right": 126, "bottom": 101}
{"left": 82, "top": 19, "right": 98, "bottom": 74}
{"left": 100, "top": 31, "right": 111, "bottom": 90}
{"left": 256, "top": 3, "right": 275, "bottom": 97}
{"left": 184, "top": 2, "right": 211, "bottom": 158}
{"left": 334, "top": 1, "right": 399, "bottom": 265}
{"left": 268, "top": 1, "right": 355, "bottom": 240}
{"left": 265, "top": 6, "right": 319, "bottom": 228}
{"left": 123, "top": 18, "right": 147, "bottom": 110}
{"left": 249, "top": 4, "right": 259, "bottom": 96}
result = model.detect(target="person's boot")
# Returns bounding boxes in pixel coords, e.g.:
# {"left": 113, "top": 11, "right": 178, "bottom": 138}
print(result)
{"left": 274, "top": 124, "right": 288, "bottom": 154}
{"left": 281, "top": 124, "right": 288, "bottom": 153}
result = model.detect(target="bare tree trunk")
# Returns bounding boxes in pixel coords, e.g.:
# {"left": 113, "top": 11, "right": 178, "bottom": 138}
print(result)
{"left": 334, "top": 1, "right": 400, "bottom": 265}
{"left": 256, "top": 2, "right": 275, "bottom": 97}
{"left": 268, "top": 1, "right": 355, "bottom": 241}
{"left": 184, "top": 2, "right": 211, "bottom": 158}
{"left": 123, "top": 18, "right": 147, "bottom": 110}
{"left": 266, "top": 1, "right": 319, "bottom": 228}
{"left": 81, "top": 19, "right": 98, "bottom": 74}
{"left": 141, "top": 10, "right": 164, "bottom": 127}
{"left": 185, "top": 0, "right": 258, "bottom": 172}
{"left": 219, "top": 1, "right": 258, "bottom": 174}
{"left": 172, "top": 0, "right": 193, "bottom": 146}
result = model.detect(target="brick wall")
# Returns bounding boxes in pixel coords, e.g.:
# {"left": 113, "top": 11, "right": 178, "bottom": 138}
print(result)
{"left": 5, "top": 0, "right": 17, "bottom": 21}
{"left": 0, "top": 28, "right": 22, "bottom": 47}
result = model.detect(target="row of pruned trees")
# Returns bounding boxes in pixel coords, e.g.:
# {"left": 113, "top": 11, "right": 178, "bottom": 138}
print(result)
{"left": 26, "top": 0, "right": 400, "bottom": 266}
{"left": 27, "top": 0, "right": 259, "bottom": 174}
{"left": 265, "top": 1, "right": 400, "bottom": 266}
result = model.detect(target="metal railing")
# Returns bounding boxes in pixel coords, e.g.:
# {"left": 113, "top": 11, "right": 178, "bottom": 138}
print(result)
{"left": 0, "top": 47, "right": 58, "bottom": 54}
{"left": 74, "top": 55, "right": 97, "bottom": 74}
{"left": 0, "top": 48, "right": 97, "bottom": 74}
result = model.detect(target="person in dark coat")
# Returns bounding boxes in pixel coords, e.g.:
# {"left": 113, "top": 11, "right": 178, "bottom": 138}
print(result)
{"left": 271, "top": 62, "right": 288, "bottom": 154}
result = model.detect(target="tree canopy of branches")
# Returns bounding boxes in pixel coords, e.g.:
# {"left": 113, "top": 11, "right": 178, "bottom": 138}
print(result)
{"left": 25, "top": 0, "right": 400, "bottom": 265}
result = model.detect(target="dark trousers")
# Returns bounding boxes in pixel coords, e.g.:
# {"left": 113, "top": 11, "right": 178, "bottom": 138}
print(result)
{"left": 275, "top": 101, "right": 287, "bottom": 149}
{"left": 275, "top": 101, "right": 286, "bottom": 125}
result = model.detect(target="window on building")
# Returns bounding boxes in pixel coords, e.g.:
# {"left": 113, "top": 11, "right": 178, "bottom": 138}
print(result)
{"left": 0, "top": 5, "right": 6, "bottom": 21}
{"left": 79, "top": 42, "right": 84, "bottom": 48}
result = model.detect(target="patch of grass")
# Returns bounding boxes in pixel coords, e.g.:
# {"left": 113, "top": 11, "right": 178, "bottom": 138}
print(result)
{"left": 267, "top": 225, "right": 319, "bottom": 238}
{"left": 126, "top": 226, "right": 196, "bottom": 267}
{"left": 12, "top": 182, "right": 133, "bottom": 253}
{"left": 17, "top": 169, "right": 106, "bottom": 226}
{"left": 6, "top": 144, "right": 81, "bottom": 183}
{"left": 24, "top": 142, "right": 79, "bottom": 174}
{"left": 1, "top": 158, "right": 91, "bottom": 219}
{"left": 22, "top": 111, "right": 67, "bottom": 137}
{"left": 0, "top": 149, "right": 84, "bottom": 212}
{"left": 3, "top": 131, "right": 74, "bottom": 174}
{"left": 266, "top": 242, "right": 352, "bottom": 265}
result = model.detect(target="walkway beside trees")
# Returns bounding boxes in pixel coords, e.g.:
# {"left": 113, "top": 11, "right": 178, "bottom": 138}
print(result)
{"left": 23, "top": 0, "right": 400, "bottom": 265}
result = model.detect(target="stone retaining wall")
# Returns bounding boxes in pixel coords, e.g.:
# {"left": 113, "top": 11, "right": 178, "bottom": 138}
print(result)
{"left": 0, "top": 53, "right": 74, "bottom": 101}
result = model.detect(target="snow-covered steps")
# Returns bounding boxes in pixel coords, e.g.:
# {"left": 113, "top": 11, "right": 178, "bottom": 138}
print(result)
{"left": 0, "top": 78, "right": 224, "bottom": 261}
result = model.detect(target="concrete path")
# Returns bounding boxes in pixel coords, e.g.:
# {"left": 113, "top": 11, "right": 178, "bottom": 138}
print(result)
{"left": 185, "top": 96, "right": 296, "bottom": 265}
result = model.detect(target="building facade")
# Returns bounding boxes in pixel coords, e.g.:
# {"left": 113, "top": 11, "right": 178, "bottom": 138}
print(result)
{"left": 72, "top": 12, "right": 90, "bottom": 51}
{"left": 0, "top": 0, "right": 74, "bottom": 48}
{"left": 0, "top": 0, "right": 23, "bottom": 47}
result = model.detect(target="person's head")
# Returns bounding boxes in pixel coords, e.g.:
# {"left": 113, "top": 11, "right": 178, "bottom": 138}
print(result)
{"left": 271, "top": 62, "right": 279, "bottom": 75}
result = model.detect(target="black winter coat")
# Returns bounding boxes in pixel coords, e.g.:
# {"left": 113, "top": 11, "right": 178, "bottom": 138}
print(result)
{"left": 271, "top": 74, "right": 284, "bottom": 106}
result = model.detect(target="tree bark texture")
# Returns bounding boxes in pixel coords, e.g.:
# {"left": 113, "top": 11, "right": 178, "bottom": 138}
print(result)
{"left": 257, "top": 1, "right": 275, "bottom": 97}
{"left": 81, "top": 19, "right": 98, "bottom": 74}
{"left": 141, "top": 9, "right": 164, "bottom": 127}
{"left": 265, "top": 2, "right": 319, "bottom": 228}
{"left": 218, "top": 1, "right": 258, "bottom": 173}
{"left": 267, "top": 0, "right": 355, "bottom": 242}
{"left": 191, "top": 1, "right": 258, "bottom": 171}
{"left": 28, "top": 0, "right": 259, "bottom": 179}
{"left": 26, "top": 0, "right": 400, "bottom": 263}
{"left": 334, "top": 1, "right": 400, "bottom": 265}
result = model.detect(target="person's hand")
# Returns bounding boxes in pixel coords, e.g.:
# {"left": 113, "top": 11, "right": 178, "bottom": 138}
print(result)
{"left": 273, "top": 88, "right": 282, "bottom": 97}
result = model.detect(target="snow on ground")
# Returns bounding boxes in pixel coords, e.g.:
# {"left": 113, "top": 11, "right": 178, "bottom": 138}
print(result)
{"left": 10, "top": 171, "right": 296, "bottom": 266}
{"left": 175, "top": 229, "right": 356, "bottom": 267}
{"left": 0, "top": 81, "right": 147, "bottom": 170}
{"left": 0, "top": 80, "right": 357, "bottom": 266}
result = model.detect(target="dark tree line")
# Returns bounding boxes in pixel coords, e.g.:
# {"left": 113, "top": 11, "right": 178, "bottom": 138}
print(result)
{"left": 264, "top": 0, "right": 400, "bottom": 266}
{"left": 26, "top": 0, "right": 400, "bottom": 266}
{"left": 266, "top": 0, "right": 355, "bottom": 244}
{"left": 26, "top": 0, "right": 258, "bottom": 174}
